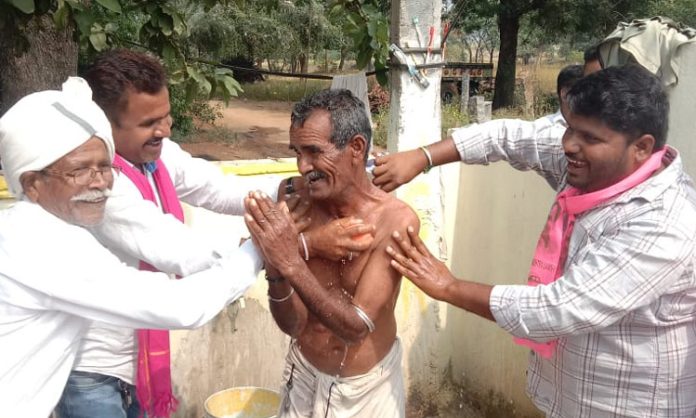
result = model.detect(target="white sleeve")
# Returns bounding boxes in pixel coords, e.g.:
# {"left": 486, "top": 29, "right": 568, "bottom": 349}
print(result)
{"left": 161, "top": 139, "right": 280, "bottom": 214}
{"left": 89, "top": 174, "right": 232, "bottom": 276}
{"left": 3, "top": 230, "right": 262, "bottom": 330}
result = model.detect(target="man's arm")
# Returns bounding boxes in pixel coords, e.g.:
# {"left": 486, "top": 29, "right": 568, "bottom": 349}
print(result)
{"left": 280, "top": 207, "right": 419, "bottom": 344}
{"left": 277, "top": 177, "right": 375, "bottom": 261}
{"left": 90, "top": 173, "right": 231, "bottom": 276}
{"left": 387, "top": 227, "right": 494, "bottom": 321}
{"left": 389, "top": 212, "right": 696, "bottom": 339}
{"left": 373, "top": 117, "right": 567, "bottom": 192}
{"left": 372, "top": 138, "right": 461, "bottom": 192}
{"left": 3, "top": 224, "right": 262, "bottom": 330}
{"left": 264, "top": 250, "right": 310, "bottom": 338}
{"left": 262, "top": 179, "right": 375, "bottom": 338}
{"left": 490, "top": 215, "right": 695, "bottom": 340}
{"left": 244, "top": 192, "right": 406, "bottom": 344}
{"left": 161, "top": 138, "right": 279, "bottom": 214}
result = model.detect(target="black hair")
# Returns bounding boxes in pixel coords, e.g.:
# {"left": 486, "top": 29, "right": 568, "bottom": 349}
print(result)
{"left": 566, "top": 64, "right": 668, "bottom": 150}
{"left": 584, "top": 45, "right": 600, "bottom": 64}
{"left": 556, "top": 64, "right": 584, "bottom": 98}
{"left": 84, "top": 49, "right": 167, "bottom": 125}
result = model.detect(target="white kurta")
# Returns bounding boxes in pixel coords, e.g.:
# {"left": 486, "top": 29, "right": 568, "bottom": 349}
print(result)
{"left": 0, "top": 200, "right": 261, "bottom": 417}
{"left": 75, "top": 139, "right": 280, "bottom": 383}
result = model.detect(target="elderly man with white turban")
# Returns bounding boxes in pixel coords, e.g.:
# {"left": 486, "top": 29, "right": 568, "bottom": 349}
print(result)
{"left": 0, "top": 78, "right": 272, "bottom": 417}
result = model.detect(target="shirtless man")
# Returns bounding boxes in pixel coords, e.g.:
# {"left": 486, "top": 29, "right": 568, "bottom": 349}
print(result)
{"left": 244, "top": 89, "right": 419, "bottom": 417}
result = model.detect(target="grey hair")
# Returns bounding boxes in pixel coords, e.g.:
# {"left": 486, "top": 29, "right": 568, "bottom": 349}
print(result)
{"left": 291, "top": 89, "right": 372, "bottom": 161}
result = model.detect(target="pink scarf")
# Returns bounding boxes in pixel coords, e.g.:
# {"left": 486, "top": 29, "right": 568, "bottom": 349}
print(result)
{"left": 113, "top": 154, "right": 182, "bottom": 417}
{"left": 514, "top": 148, "right": 667, "bottom": 358}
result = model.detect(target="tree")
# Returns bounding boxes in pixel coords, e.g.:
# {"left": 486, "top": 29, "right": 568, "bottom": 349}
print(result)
{"left": 0, "top": 0, "right": 241, "bottom": 115}
{"left": 444, "top": 0, "right": 661, "bottom": 109}
{"left": 0, "top": 9, "right": 78, "bottom": 115}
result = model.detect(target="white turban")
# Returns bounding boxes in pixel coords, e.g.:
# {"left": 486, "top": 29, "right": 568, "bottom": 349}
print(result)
{"left": 0, "top": 77, "right": 114, "bottom": 197}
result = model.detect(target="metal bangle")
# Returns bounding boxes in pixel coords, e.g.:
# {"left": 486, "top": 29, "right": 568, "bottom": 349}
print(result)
{"left": 352, "top": 304, "right": 375, "bottom": 333}
{"left": 419, "top": 146, "right": 433, "bottom": 173}
{"left": 269, "top": 287, "right": 295, "bottom": 303}
{"left": 299, "top": 232, "right": 309, "bottom": 261}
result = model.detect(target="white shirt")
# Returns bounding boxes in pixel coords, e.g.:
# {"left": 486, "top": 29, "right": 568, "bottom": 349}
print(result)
{"left": 0, "top": 200, "right": 262, "bottom": 417}
{"left": 453, "top": 120, "right": 696, "bottom": 417}
{"left": 74, "top": 139, "right": 279, "bottom": 383}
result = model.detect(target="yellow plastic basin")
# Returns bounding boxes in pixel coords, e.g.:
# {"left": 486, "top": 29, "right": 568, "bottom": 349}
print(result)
{"left": 204, "top": 386, "right": 280, "bottom": 418}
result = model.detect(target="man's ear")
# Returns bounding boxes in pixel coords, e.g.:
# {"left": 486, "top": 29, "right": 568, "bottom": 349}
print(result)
{"left": 632, "top": 134, "right": 656, "bottom": 164}
{"left": 349, "top": 134, "right": 367, "bottom": 163}
{"left": 20, "top": 172, "right": 41, "bottom": 203}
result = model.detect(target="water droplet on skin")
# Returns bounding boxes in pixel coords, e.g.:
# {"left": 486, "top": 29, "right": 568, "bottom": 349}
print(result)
{"left": 338, "top": 344, "right": 349, "bottom": 373}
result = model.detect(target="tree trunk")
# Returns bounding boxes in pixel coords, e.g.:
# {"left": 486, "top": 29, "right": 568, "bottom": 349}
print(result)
{"left": 463, "top": 39, "right": 473, "bottom": 62}
{"left": 492, "top": 2, "right": 520, "bottom": 110}
{"left": 299, "top": 53, "right": 308, "bottom": 75}
{"left": 0, "top": 14, "right": 78, "bottom": 115}
{"left": 338, "top": 47, "right": 346, "bottom": 71}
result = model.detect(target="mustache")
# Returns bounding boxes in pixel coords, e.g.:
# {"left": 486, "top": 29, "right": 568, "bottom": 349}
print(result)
{"left": 71, "top": 189, "right": 112, "bottom": 202}
{"left": 306, "top": 171, "right": 327, "bottom": 181}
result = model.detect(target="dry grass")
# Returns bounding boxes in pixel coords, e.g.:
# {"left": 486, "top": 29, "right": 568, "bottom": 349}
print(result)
{"left": 239, "top": 78, "right": 332, "bottom": 102}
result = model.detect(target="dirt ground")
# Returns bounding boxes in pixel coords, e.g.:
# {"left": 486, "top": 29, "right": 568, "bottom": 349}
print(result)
{"left": 180, "top": 99, "right": 295, "bottom": 161}
{"left": 180, "top": 98, "right": 386, "bottom": 161}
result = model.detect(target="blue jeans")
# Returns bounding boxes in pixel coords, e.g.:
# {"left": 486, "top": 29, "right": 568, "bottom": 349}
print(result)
{"left": 56, "top": 371, "right": 141, "bottom": 418}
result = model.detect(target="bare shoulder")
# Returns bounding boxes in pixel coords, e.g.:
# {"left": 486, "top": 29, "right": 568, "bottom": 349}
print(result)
{"left": 382, "top": 193, "right": 419, "bottom": 227}
{"left": 373, "top": 191, "right": 420, "bottom": 239}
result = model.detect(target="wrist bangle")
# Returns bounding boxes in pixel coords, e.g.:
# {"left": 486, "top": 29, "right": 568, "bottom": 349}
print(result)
{"left": 265, "top": 273, "right": 285, "bottom": 283}
{"left": 269, "top": 286, "right": 295, "bottom": 303}
{"left": 299, "top": 232, "right": 309, "bottom": 261}
{"left": 352, "top": 303, "right": 375, "bottom": 333}
{"left": 419, "top": 146, "right": 433, "bottom": 173}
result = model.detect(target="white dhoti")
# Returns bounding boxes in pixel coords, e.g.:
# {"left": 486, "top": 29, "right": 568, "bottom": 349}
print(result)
{"left": 277, "top": 338, "right": 405, "bottom": 418}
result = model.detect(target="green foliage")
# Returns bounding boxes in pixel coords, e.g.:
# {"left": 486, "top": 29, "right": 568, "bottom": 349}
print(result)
{"left": 186, "top": 0, "right": 347, "bottom": 76}
{"left": 330, "top": 0, "right": 390, "bottom": 85}
{"left": 5, "top": 0, "right": 34, "bottom": 13}
{"left": 648, "top": 0, "right": 696, "bottom": 27}
{"left": 532, "top": 91, "right": 558, "bottom": 118}
{"left": 441, "top": 103, "right": 469, "bottom": 138}
{"left": 2, "top": 0, "right": 243, "bottom": 111}
{"left": 371, "top": 105, "right": 388, "bottom": 148}
{"left": 169, "top": 85, "right": 223, "bottom": 141}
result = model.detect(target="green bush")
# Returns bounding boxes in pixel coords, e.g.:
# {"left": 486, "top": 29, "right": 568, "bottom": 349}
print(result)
{"left": 169, "top": 86, "right": 194, "bottom": 140}
{"left": 371, "top": 106, "right": 389, "bottom": 148}
{"left": 169, "top": 86, "right": 223, "bottom": 142}
{"left": 533, "top": 91, "right": 559, "bottom": 119}
{"left": 441, "top": 103, "right": 469, "bottom": 138}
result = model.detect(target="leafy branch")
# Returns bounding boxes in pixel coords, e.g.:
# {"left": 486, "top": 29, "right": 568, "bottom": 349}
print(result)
{"left": 1, "top": 0, "right": 242, "bottom": 103}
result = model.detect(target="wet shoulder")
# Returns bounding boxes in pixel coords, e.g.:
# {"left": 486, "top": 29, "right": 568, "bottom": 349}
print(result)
{"left": 374, "top": 192, "right": 420, "bottom": 233}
